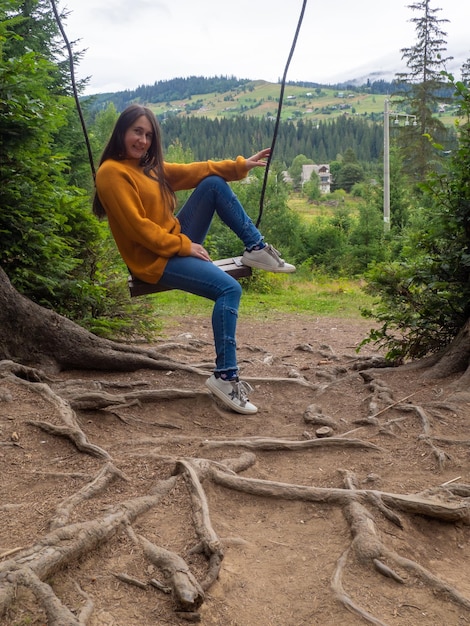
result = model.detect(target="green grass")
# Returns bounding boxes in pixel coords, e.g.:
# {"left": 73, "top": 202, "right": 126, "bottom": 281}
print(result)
{"left": 145, "top": 274, "right": 374, "bottom": 323}
{"left": 242, "top": 277, "right": 373, "bottom": 319}
{"left": 288, "top": 192, "right": 361, "bottom": 224}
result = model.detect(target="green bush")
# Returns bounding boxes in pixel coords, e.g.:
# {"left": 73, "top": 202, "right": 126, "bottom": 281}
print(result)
{"left": 361, "top": 76, "right": 470, "bottom": 360}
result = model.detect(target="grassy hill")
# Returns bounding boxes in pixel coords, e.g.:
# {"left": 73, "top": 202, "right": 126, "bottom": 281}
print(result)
{"left": 143, "top": 80, "right": 458, "bottom": 127}
{"left": 87, "top": 75, "right": 459, "bottom": 128}
{"left": 147, "top": 81, "right": 386, "bottom": 123}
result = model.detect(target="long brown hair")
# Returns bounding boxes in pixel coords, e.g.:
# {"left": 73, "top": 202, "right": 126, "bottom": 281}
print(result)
{"left": 92, "top": 104, "right": 176, "bottom": 219}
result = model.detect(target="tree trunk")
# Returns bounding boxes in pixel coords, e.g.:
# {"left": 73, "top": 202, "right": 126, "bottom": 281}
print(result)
{"left": 0, "top": 268, "right": 194, "bottom": 374}
{"left": 424, "top": 316, "right": 470, "bottom": 380}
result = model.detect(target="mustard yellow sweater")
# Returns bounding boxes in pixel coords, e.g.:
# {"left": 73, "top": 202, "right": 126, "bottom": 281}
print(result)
{"left": 95, "top": 157, "right": 248, "bottom": 283}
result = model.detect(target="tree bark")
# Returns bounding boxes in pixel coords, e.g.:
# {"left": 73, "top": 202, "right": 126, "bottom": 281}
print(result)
{"left": 0, "top": 268, "right": 200, "bottom": 374}
{"left": 423, "top": 316, "right": 470, "bottom": 380}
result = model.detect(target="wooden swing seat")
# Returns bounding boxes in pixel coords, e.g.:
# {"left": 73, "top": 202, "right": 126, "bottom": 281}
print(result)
{"left": 128, "top": 256, "right": 252, "bottom": 297}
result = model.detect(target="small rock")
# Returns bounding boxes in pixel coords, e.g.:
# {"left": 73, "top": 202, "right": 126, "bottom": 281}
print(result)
{"left": 315, "top": 426, "right": 333, "bottom": 438}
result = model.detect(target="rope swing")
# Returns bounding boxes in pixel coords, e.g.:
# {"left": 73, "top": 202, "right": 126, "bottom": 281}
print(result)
{"left": 49, "top": 0, "right": 95, "bottom": 181}
{"left": 256, "top": 0, "right": 308, "bottom": 228}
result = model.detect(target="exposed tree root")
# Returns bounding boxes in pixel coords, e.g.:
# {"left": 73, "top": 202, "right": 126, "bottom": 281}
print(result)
{"left": 13, "top": 376, "right": 112, "bottom": 459}
{"left": 353, "top": 371, "right": 458, "bottom": 470}
{"left": 15, "top": 567, "right": 83, "bottom": 626}
{"left": 207, "top": 465, "right": 470, "bottom": 523}
{"left": 332, "top": 547, "right": 388, "bottom": 626}
{"left": 155, "top": 338, "right": 210, "bottom": 353}
{"left": 336, "top": 470, "right": 470, "bottom": 621}
{"left": 0, "top": 477, "right": 178, "bottom": 622}
{"left": 174, "top": 459, "right": 224, "bottom": 590}
{"left": 27, "top": 419, "right": 111, "bottom": 459}
{"left": 2, "top": 362, "right": 202, "bottom": 458}
{"left": 2, "top": 431, "right": 470, "bottom": 624}
{"left": 127, "top": 526, "right": 205, "bottom": 612}
{"left": 3, "top": 322, "right": 470, "bottom": 623}
{"left": 50, "top": 462, "right": 127, "bottom": 530}
{"left": 113, "top": 572, "right": 148, "bottom": 590}
{"left": 243, "top": 375, "right": 316, "bottom": 388}
{"left": 65, "top": 388, "right": 203, "bottom": 411}
{"left": 404, "top": 403, "right": 452, "bottom": 469}
{"left": 201, "top": 436, "right": 381, "bottom": 452}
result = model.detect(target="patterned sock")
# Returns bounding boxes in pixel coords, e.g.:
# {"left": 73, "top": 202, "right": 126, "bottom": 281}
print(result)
{"left": 216, "top": 369, "right": 238, "bottom": 381}
{"left": 246, "top": 242, "right": 266, "bottom": 252}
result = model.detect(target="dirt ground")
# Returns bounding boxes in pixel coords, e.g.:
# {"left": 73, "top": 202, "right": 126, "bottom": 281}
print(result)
{"left": 1, "top": 312, "right": 470, "bottom": 626}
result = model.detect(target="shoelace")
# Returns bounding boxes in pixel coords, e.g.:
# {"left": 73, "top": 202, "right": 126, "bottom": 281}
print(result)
{"left": 230, "top": 380, "right": 254, "bottom": 406}
{"left": 265, "top": 244, "right": 285, "bottom": 265}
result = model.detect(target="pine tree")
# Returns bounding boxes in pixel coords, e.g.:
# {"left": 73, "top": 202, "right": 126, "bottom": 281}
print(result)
{"left": 363, "top": 74, "right": 470, "bottom": 386}
{"left": 461, "top": 57, "right": 470, "bottom": 86}
{"left": 394, "top": 0, "right": 453, "bottom": 180}
{"left": 0, "top": 1, "right": 101, "bottom": 316}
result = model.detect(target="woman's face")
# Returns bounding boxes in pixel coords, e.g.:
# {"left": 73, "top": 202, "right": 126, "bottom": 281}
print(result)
{"left": 123, "top": 115, "right": 153, "bottom": 160}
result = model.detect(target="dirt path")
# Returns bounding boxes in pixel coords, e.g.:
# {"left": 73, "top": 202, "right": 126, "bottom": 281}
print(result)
{"left": 1, "top": 314, "right": 470, "bottom": 625}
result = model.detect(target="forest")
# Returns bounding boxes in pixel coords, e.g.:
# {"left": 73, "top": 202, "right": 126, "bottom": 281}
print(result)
{"left": 158, "top": 115, "right": 385, "bottom": 164}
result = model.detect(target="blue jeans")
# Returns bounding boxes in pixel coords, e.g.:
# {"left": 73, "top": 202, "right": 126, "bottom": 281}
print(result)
{"left": 159, "top": 176, "right": 263, "bottom": 375}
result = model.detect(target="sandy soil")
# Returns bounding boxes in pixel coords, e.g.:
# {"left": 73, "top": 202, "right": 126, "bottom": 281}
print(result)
{"left": 1, "top": 313, "right": 470, "bottom": 625}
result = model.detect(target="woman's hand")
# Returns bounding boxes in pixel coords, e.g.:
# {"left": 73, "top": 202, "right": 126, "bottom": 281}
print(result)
{"left": 245, "top": 148, "right": 271, "bottom": 171}
{"left": 189, "top": 242, "right": 211, "bottom": 261}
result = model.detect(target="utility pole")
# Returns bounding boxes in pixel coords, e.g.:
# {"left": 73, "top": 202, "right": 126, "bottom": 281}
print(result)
{"left": 383, "top": 99, "right": 416, "bottom": 234}
{"left": 383, "top": 99, "right": 390, "bottom": 233}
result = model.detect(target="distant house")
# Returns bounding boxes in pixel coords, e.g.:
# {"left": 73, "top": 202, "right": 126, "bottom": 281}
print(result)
{"left": 301, "top": 164, "right": 332, "bottom": 194}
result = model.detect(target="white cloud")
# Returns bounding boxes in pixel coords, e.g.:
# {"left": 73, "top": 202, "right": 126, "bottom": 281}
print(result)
{"left": 62, "top": 0, "right": 470, "bottom": 94}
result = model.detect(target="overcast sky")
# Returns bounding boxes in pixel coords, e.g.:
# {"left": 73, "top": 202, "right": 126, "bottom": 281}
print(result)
{"left": 62, "top": 0, "right": 470, "bottom": 95}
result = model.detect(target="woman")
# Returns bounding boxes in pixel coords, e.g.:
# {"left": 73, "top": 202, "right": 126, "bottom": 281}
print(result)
{"left": 93, "top": 104, "right": 295, "bottom": 415}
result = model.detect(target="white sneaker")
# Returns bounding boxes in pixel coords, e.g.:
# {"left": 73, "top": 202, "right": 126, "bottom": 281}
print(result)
{"left": 242, "top": 244, "right": 296, "bottom": 273}
{"left": 206, "top": 374, "right": 258, "bottom": 414}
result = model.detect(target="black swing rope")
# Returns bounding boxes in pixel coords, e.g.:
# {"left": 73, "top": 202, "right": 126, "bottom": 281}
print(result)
{"left": 256, "top": 0, "right": 308, "bottom": 227}
{"left": 50, "top": 0, "right": 308, "bottom": 228}
{"left": 49, "top": 0, "right": 95, "bottom": 181}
